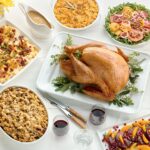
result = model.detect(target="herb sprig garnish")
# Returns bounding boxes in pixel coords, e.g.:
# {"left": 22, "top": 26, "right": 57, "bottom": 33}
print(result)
{"left": 52, "top": 76, "right": 83, "bottom": 93}
{"left": 51, "top": 35, "right": 144, "bottom": 107}
{"left": 65, "top": 1, "right": 77, "bottom": 10}
{"left": 50, "top": 54, "right": 62, "bottom": 65}
{"left": 128, "top": 52, "right": 145, "bottom": 84}
{"left": 65, "top": 34, "right": 73, "bottom": 46}
{"left": 50, "top": 34, "right": 82, "bottom": 65}
{"left": 111, "top": 52, "right": 144, "bottom": 107}
{"left": 50, "top": 34, "right": 72, "bottom": 65}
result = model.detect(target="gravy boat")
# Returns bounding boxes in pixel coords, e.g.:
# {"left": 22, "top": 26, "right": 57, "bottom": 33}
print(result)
{"left": 19, "top": 3, "right": 54, "bottom": 39}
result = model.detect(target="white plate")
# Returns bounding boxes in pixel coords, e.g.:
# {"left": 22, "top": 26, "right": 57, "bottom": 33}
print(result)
{"left": 36, "top": 32, "right": 150, "bottom": 114}
{"left": 0, "top": 19, "right": 41, "bottom": 87}
{"left": 97, "top": 114, "right": 150, "bottom": 150}
{"left": 105, "top": 29, "right": 150, "bottom": 48}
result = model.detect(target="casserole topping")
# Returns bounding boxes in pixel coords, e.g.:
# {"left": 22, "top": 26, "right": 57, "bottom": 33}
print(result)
{"left": 0, "top": 87, "right": 48, "bottom": 142}
{"left": 54, "top": 0, "right": 99, "bottom": 28}
{"left": 0, "top": 25, "right": 39, "bottom": 84}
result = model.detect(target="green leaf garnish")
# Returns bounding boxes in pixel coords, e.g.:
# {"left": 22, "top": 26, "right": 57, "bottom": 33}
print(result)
{"left": 50, "top": 34, "right": 73, "bottom": 65}
{"left": 52, "top": 76, "right": 83, "bottom": 93}
{"left": 111, "top": 51, "right": 144, "bottom": 107}
{"left": 51, "top": 35, "right": 144, "bottom": 107}
{"left": 65, "top": 34, "right": 73, "bottom": 46}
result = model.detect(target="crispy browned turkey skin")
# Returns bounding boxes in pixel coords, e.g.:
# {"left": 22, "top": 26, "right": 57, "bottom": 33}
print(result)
{"left": 60, "top": 42, "right": 129, "bottom": 101}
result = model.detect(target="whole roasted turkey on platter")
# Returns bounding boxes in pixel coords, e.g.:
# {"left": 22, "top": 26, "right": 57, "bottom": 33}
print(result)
{"left": 60, "top": 42, "right": 130, "bottom": 101}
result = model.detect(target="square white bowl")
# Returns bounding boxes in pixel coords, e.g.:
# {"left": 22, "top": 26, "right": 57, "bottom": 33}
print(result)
{"left": 36, "top": 32, "right": 150, "bottom": 114}
{"left": 0, "top": 19, "right": 41, "bottom": 87}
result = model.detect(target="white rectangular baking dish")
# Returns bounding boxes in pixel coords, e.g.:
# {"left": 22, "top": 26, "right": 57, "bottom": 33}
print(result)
{"left": 36, "top": 32, "right": 150, "bottom": 114}
{"left": 97, "top": 114, "right": 150, "bottom": 150}
{"left": 0, "top": 19, "right": 41, "bottom": 87}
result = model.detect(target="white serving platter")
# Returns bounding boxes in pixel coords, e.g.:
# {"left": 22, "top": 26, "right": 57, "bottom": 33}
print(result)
{"left": 97, "top": 114, "right": 150, "bottom": 150}
{"left": 0, "top": 19, "right": 41, "bottom": 87}
{"left": 36, "top": 32, "right": 150, "bottom": 114}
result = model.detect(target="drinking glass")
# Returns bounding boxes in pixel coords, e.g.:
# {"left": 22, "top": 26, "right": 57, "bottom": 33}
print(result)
{"left": 73, "top": 129, "right": 93, "bottom": 150}
{"left": 53, "top": 115, "right": 69, "bottom": 136}
{"left": 89, "top": 105, "right": 106, "bottom": 126}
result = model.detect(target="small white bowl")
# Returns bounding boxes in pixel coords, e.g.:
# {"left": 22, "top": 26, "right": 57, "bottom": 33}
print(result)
{"left": 0, "top": 86, "right": 49, "bottom": 145}
{"left": 52, "top": 0, "right": 100, "bottom": 31}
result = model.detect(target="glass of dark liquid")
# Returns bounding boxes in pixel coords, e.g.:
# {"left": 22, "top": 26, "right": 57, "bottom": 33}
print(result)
{"left": 53, "top": 115, "right": 69, "bottom": 136}
{"left": 89, "top": 105, "right": 106, "bottom": 126}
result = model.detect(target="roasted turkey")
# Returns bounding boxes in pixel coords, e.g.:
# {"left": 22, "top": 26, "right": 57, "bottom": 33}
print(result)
{"left": 60, "top": 42, "right": 129, "bottom": 101}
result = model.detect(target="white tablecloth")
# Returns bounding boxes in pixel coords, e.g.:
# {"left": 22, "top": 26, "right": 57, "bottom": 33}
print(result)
{"left": 1, "top": 0, "right": 150, "bottom": 149}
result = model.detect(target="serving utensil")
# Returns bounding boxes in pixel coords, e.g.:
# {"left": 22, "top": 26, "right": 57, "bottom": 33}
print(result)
{"left": 46, "top": 96, "right": 87, "bottom": 129}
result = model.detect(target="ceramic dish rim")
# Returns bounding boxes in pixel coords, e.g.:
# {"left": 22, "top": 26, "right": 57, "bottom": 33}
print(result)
{"left": 0, "top": 19, "right": 41, "bottom": 87}
{"left": 104, "top": 3, "right": 150, "bottom": 47}
{"left": 0, "top": 85, "right": 49, "bottom": 144}
{"left": 97, "top": 113, "right": 150, "bottom": 150}
{"left": 51, "top": 0, "right": 100, "bottom": 31}
{"left": 36, "top": 31, "right": 150, "bottom": 115}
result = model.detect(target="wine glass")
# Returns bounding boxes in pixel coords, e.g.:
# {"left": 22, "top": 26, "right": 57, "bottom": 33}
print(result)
{"left": 89, "top": 105, "right": 106, "bottom": 126}
{"left": 53, "top": 115, "right": 69, "bottom": 136}
{"left": 73, "top": 129, "right": 93, "bottom": 150}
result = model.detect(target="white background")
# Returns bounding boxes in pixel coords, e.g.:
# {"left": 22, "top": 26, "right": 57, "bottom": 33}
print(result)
{"left": 0, "top": 0, "right": 150, "bottom": 150}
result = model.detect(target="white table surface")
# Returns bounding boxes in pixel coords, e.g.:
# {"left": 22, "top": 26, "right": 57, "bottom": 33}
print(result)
{"left": 0, "top": 0, "right": 150, "bottom": 150}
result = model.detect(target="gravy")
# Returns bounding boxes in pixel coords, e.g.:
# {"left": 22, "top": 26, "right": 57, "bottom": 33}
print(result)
{"left": 28, "top": 10, "right": 51, "bottom": 28}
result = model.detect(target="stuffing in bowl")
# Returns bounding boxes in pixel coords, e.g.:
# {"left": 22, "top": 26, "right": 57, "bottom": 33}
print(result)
{"left": 0, "top": 87, "right": 48, "bottom": 142}
{"left": 105, "top": 3, "right": 150, "bottom": 45}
